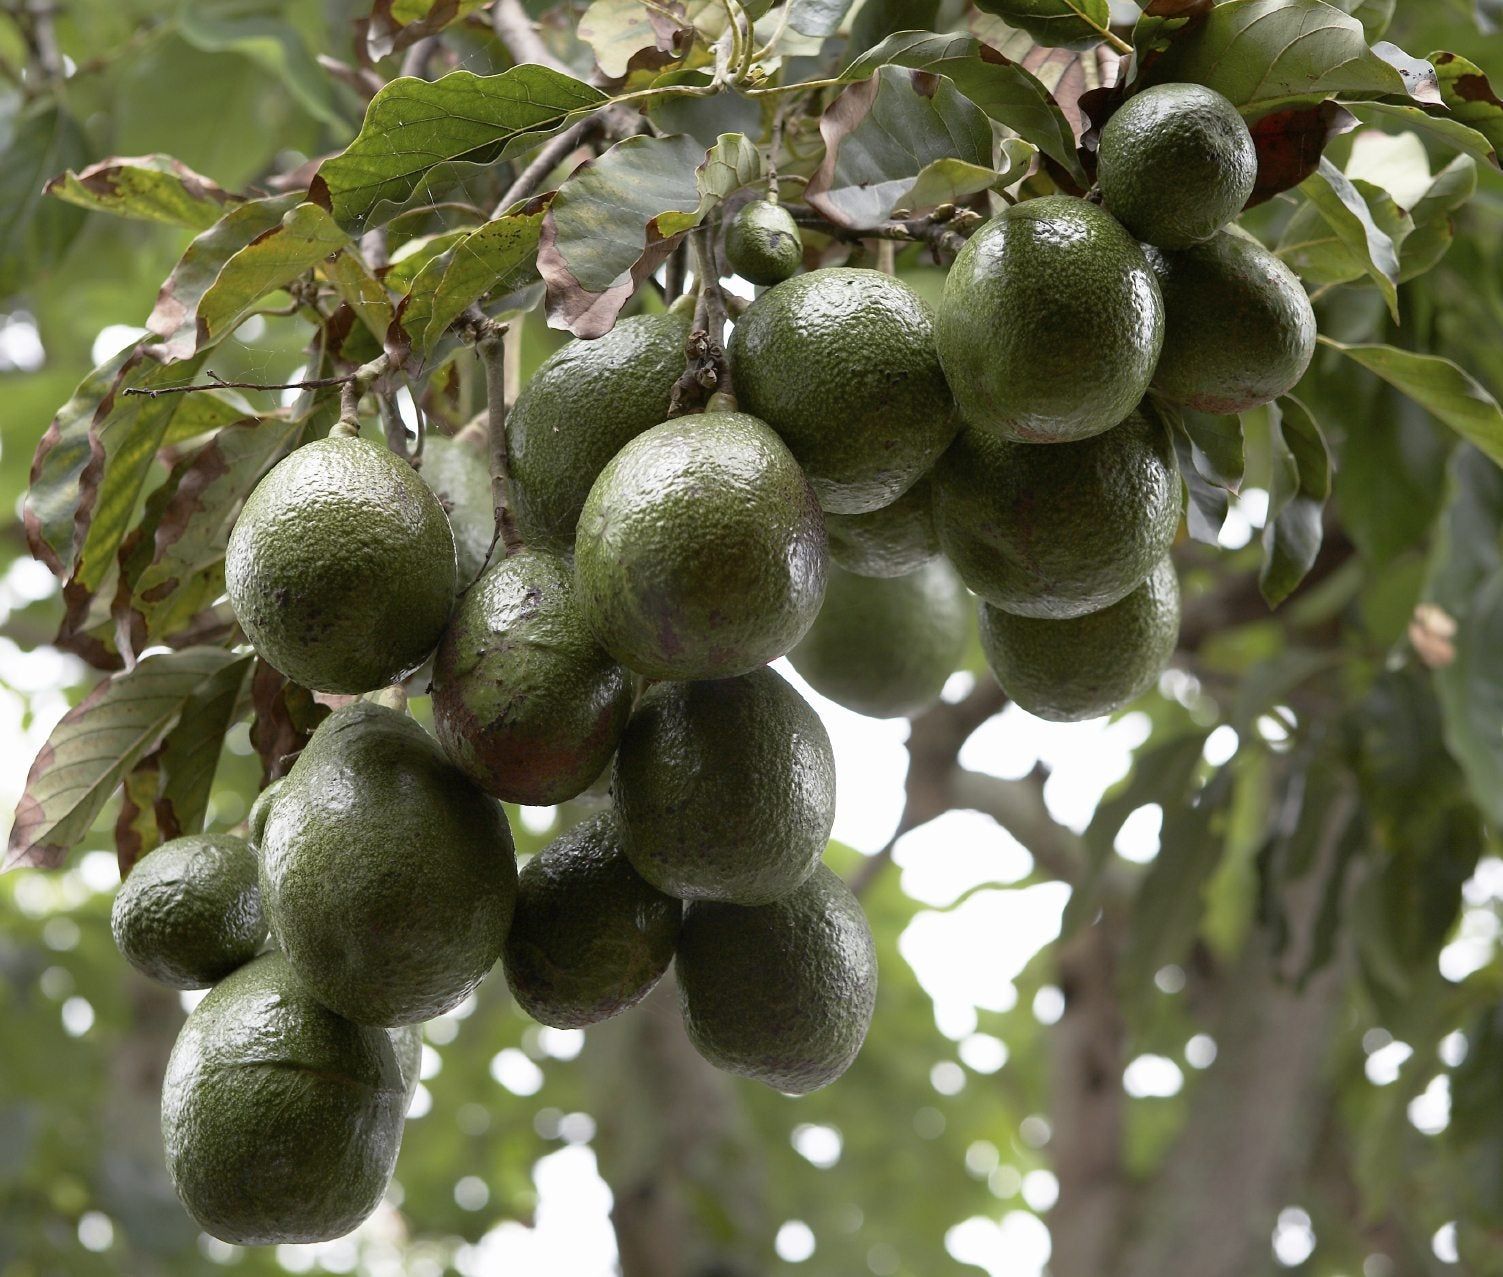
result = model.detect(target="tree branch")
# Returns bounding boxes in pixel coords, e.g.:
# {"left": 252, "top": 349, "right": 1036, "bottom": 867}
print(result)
{"left": 477, "top": 325, "right": 523, "bottom": 562}
{"left": 491, "top": 0, "right": 568, "bottom": 72}
{"left": 493, "top": 115, "right": 600, "bottom": 216}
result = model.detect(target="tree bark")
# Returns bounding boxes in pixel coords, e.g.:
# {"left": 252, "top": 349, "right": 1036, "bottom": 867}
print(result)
{"left": 581, "top": 975, "right": 769, "bottom": 1277}
{"left": 1112, "top": 791, "right": 1359, "bottom": 1277}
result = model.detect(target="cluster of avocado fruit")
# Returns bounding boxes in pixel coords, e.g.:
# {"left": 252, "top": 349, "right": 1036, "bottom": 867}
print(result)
{"left": 107, "top": 81, "right": 1314, "bottom": 1247}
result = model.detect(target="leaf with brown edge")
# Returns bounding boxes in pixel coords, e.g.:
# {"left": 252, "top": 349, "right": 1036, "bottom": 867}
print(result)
{"left": 365, "top": 0, "right": 489, "bottom": 61}
{"left": 114, "top": 414, "right": 305, "bottom": 649}
{"left": 539, "top": 132, "right": 760, "bottom": 338}
{"left": 152, "top": 653, "right": 253, "bottom": 843}
{"left": 45, "top": 155, "right": 242, "bottom": 231}
{"left": 148, "top": 193, "right": 304, "bottom": 362}
{"left": 807, "top": 66, "right": 995, "bottom": 229}
{"left": 6, "top": 647, "right": 248, "bottom": 871}
{"left": 1372, "top": 41, "right": 1440, "bottom": 106}
{"left": 1430, "top": 52, "right": 1503, "bottom": 160}
{"left": 1246, "top": 101, "right": 1359, "bottom": 207}
{"left": 249, "top": 659, "right": 329, "bottom": 785}
{"left": 579, "top": 0, "right": 694, "bottom": 79}
{"left": 115, "top": 749, "right": 164, "bottom": 878}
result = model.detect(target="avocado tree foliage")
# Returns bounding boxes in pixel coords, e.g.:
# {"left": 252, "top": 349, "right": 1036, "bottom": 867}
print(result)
{"left": 6, "top": 0, "right": 1503, "bottom": 1274}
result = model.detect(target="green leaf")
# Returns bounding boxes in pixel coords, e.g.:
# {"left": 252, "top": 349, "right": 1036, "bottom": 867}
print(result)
{"left": 367, "top": 0, "right": 491, "bottom": 61}
{"left": 116, "top": 414, "right": 306, "bottom": 646}
{"left": 1322, "top": 338, "right": 1503, "bottom": 469}
{"left": 807, "top": 66, "right": 995, "bottom": 229}
{"left": 538, "top": 132, "right": 760, "bottom": 338}
{"left": 147, "top": 192, "right": 304, "bottom": 361}
{"left": 1154, "top": 398, "right": 1239, "bottom": 544}
{"left": 1132, "top": 0, "right": 1215, "bottom": 61}
{"left": 176, "top": 0, "right": 345, "bottom": 129}
{"left": 1142, "top": 0, "right": 1409, "bottom": 114}
{"left": 1260, "top": 396, "right": 1331, "bottom": 607}
{"left": 397, "top": 198, "right": 550, "bottom": 355}
{"left": 1402, "top": 153, "right": 1479, "bottom": 278}
{"left": 310, "top": 67, "right": 607, "bottom": 231}
{"left": 43, "top": 154, "right": 242, "bottom": 231}
{"left": 899, "top": 141, "right": 1037, "bottom": 211}
{"left": 0, "top": 96, "right": 90, "bottom": 298}
{"left": 324, "top": 248, "right": 397, "bottom": 344}
{"left": 194, "top": 202, "right": 349, "bottom": 350}
{"left": 843, "top": 32, "right": 1086, "bottom": 184}
{"left": 1329, "top": 0, "right": 1396, "bottom": 42}
{"left": 1299, "top": 157, "right": 1403, "bottom": 321}
{"left": 1280, "top": 178, "right": 1412, "bottom": 287}
{"left": 579, "top": 0, "right": 695, "bottom": 77}
{"left": 973, "top": 0, "right": 1113, "bottom": 51}
{"left": 787, "top": 0, "right": 856, "bottom": 37}
{"left": 5, "top": 647, "right": 250, "bottom": 870}
{"left": 150, "top": 653, "right": 252, "bottom": 845}
{"left": 1430, "top": 51, "right": 1503, "bottom": 161}
{"left": 1180, "top": 410, "right": 1245, "bottom": 490}
{"left": 1345, "top": 101, "right": 1498, "bottom": 168}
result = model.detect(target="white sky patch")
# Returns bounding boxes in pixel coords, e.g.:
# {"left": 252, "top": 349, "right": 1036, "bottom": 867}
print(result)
{"left": 775, "top": 1221, "right": 815, "bottom": 1263}
{"left": 1124, "top": 1054, "right": 1184, "bottom": 1098}
{"left": 90, "top": 324, "right": 148, "bottom": 366}
{"left": 1409, "top": 1075, "right": 1451, "bottom": 1136}
{"left": 894, "top": 810, "right": 1033, "bottom": 906}
{"left": 945, "top": 1211, "right": 1051, "bottom": 1277}
{"left": 1115, "top": 803, "right": 1162, "bottom": 864}
{"left": 490, "top": 1048, "right": 544, "bottom": 1096}
{"left": 1365, "top": 1040, "right": 1414, "bottom": 1086}
{"left": 791, "top": 1123, "right": 842, "bottom": 1169}
{"left": 1272, "top": 1207, "right": 1316, "bottom": 1267}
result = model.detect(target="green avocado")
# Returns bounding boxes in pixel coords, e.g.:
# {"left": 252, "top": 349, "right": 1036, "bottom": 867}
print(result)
{"left": 824, "top": 475, "right": 941, "bottom": 578}
{"left": 574, "top": 411, "right": 828, "bottom": 681}
{"left": 935, "top": 197, "right": 1164, "bottom": 443}
{"left": 420, "top": 433, "right": 494, "bottom": 587}
{"left": 676, "top": 864, "right": 877, "bottom": 1094}
{"left": 1098, "top": 84, "right": 1257, "bottom": 250}
{"left": 506, "top": 312, "right": 690, "bottom": 553}
{"left": 725, "top": 200, "right": 803, "bottom": 286}
{"left": 161, "top": 952, "right": 405, "bottom": 1245}
{"left": 979, "top": 556, "right": 1180, "bottom": 722}
{"left": 388, "top": 1024, "right": 422, "bottom": 1109}
{"left": 259, "top": 701, "right": 517, "bottom": 1026}
{"left": 245, "top": 778, "right": 283, "bottom": 853}
{"left": 432, "top": 549, "right": 633, "bottom": 806}
{"left": 503, "top": 811, "right": 681, "bottom": 1028}
{"left": 790, "top": 561, "right": 969, "bottom": 719}
{"left": 614, "top": 666, "right": 835, "bottom": 905}
{"left": 1148, "top": 231, "right": 1318, "bottom": 414}
{"left": 110, "top": 834, "right": 264, "bottom": 990}
{"left": 728, "top": 268, "right": 959, "bottom": 514}
{"left": 934, "top": 408, "right": 1180, "bottom": 619}
{"left": 226, "top": 435, "right": 457, "bottom": 694}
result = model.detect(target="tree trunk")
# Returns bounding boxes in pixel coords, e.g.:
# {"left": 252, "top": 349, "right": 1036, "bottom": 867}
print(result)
{"left": 581, "top": 974, "right": 769, "bottom": 1277}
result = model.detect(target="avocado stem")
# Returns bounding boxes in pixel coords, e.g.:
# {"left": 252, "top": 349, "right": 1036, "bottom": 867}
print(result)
{"left": 478, "top": 325, "right": 526, "bottom": 564}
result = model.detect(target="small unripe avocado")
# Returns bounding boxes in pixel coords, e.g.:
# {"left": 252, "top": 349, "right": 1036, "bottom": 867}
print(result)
{"left": 432, "top": 549, "right": 633, "bottom": 806}
{"left": 979, "top": 557, "right": 1180, "bottom": 722}
{"left": 503, "top": 811, "right": 681, "bottom": 1028}
{"left": 419, "top": 433, "right": 494, "bottom": 587}
{"left": 934, "top": 408, "right": 1180, "bottom": 619}
{"left": 936, "top": 197, "right": 1164, "bottom": 443}
{"left": 614, "top": 666, "right": 836, "bottom": 905}
{"left": 729, "top": 268, "right": 959, "bottom": 514}
{"left": 111, "top": 834, "right": 264, "bottom": 990}
{"left": 226, "top": 435, "right": 457, "bottom": 694}
{"left": 161, "top": 952, "right": 405, "bottom": 1245}
{"left": 1098, "top": 84, "right": 1257, "bottom": 250}
{"left": 1148, "top": 232, "right": 1318, "bottom": 414}
{"left": 507, "top": 313, "right": 690, "bottom": 553}
{"left": 790, "top": 561, "right": 970, "bottom": 719}
{"left": 824, "top": 475, "right": 941, "bottom": 578}
{"left": 260, "top": 701, "right": 517, "bottom": 1026}
{"left": 575, "top": 411, "right": 828, "bottom": 681}
{"left": 725, "top": 200, "right": 803, "bottom": 285}
{"left": 676, "top": 864, "right": 877, "bottom": 1094}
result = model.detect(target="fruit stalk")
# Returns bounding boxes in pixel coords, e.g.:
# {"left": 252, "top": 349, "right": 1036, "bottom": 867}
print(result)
{"left": 478, "top": 325, "right": 525, "bottom": 560}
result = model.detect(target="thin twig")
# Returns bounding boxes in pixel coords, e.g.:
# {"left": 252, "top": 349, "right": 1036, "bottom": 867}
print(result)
{"left": 123, "top": 371, "right": 356, "bottom": 399}
{"left": 378, "top": 392, "right": 410, "bottom": 461}
{"left": 399, "top": 35, "right": 439, "bottom": 79}
{"left": 491, "top": 0, "right": 568, "bottom": 72}
{"left": 478, "top": 326, "right": 524, "bottom": 562}
{"left": 494, "top": 115, "right": 599, "bottom": 216}
{"left": 787, "top": 203, "right": 981, "bottom": 260}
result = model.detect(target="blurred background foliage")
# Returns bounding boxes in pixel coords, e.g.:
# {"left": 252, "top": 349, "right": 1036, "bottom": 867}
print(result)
{"left": 5, "top": 2, "right": 1503, "bottom": 1276}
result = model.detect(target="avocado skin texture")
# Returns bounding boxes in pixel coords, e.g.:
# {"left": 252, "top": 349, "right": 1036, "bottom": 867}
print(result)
{"left": 161, "top": 952, "right": 405, "bottom": 1245}
{"left": 725, "top": 200, "right": 803, "bottom": 286}
{"left": 936, "top": 197, "right": 1164, "bottom": 443}
{"left": 980, "top": 557, "right": 1180, "bottom": 722}
{"left": 507, "top": 313, "right": 689, "bottom": 554}
{"left": 935, "top": 408, "right": 1179, "bottom": 619}
{"left": 790, "top": 562, "right": 969, "bottom": 719}
{"left": 676, "top": 864, "right": 876, "bottom": 1094}
{"left": 226, "top": 435, "right": 457, "bottom": 695}
{"left": 388, "top": 1024, "right": 422, "bottom": 1108}
{"left": 614, "top": 666, "right": 835, "bottom": 905}
{"left": 1148, "top": 232, "right": 1317, "bottom": 414}
{"left": 246, "top": 778, "right": 284, "bottom": 853}
{"left": 1098, "top": 84, "right": 1257, "bottom": 250}
{"left": 825, "top": 475, "right": 941, "bottom": 578}
{"left": 728, "top": 268, "right": 958, "bottom": 514}
{"left": 432, "top": 549, "right": 633, "bottom": 806}
{"left": 420, "top": 433, "right": 493, "bottom": 587}
{"left": 260, "top": 701, "right": 517, "bottom": 1026}
{"left": 111, "top": 834, "right": 264, "bottom": 990}
{"left": 575, "top": 412, "right": 828, "bottom": 681}
{"left": 503, "top": 811, "right": 681, "bottom": 1028}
